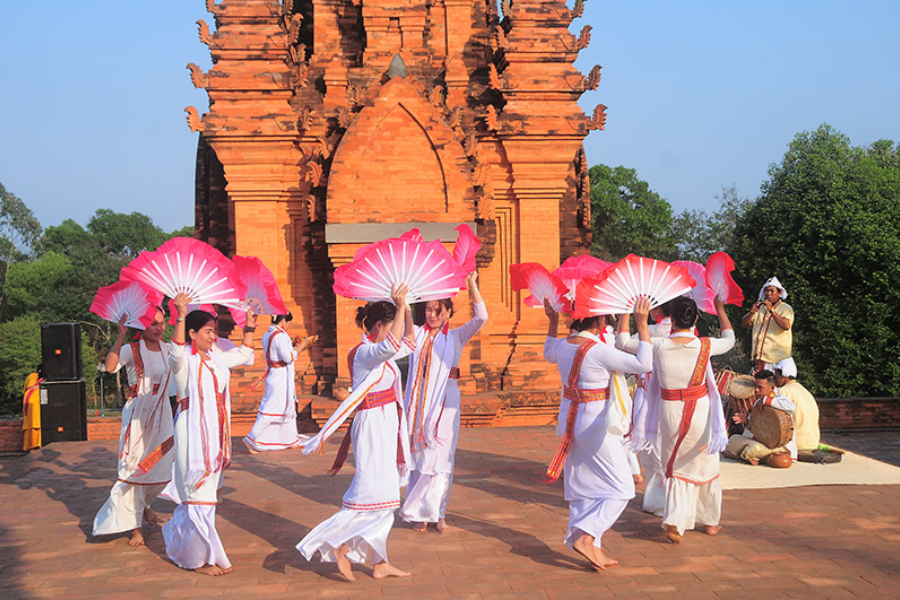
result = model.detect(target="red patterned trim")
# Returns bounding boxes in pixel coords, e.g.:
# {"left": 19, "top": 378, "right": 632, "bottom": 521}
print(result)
{"left": 136, "top": 436, "right": 174, "bottom": 475}
{"left": 448, "top": 367, "right": 460, "bottom": 380}
{"left": 245, "top": 435, "right": 300, "bottom": 448}
{"left": 183, "top": 501, "right": 218, "bottom": 506}
{"left": 661, "top": 385, "right": 707, "bottom": 402}
{"left": 671, "top": 473, "right": 720, "bottom": 486}
{"left": 341, "top": 499, "right": 401, "bottom": 511}
{"left": 359, "top": 388, "right": 397, "bottom": 410}
{"left": 562, "top": 386, "right": 609, "bottom": 402}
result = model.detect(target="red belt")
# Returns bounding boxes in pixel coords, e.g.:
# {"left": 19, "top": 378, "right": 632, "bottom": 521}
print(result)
{"left": 359, "top": 388, "right": 397, "bottom": 410}
{"left": 661, "top": 385, "right": 707, "bottom": 402}
{"left": 449, "top": 367, "right": 460, "bottom": 380}
{"left": 177, "top": 391, "right": 224, "bottom": 412}
{"left": 329, "top": 388, "right": 401, "bottom": 476}
{"left": 545, "top": 387, "right": 610, "bottom": 482}
{"left": 562, "top": 386, "right": 609, "bottom": 402}
{"left": 267, "top": 360, "right": 287, "bottom": 369}
{"left": 129, "top": 383, "right": 162, "bottom": 399}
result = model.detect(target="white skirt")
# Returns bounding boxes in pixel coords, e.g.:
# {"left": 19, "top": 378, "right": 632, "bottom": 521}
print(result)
{"left": 93, "top": 480, "right": 166, "bottom": 536}
{"left": 398, "top": 470, "right": 453, "bottom": 523}
{"left": 244, "top": 413, "right": 301, "bottom": 452}
{"left": 640, "top": 445, "right": 665, "bottom": 516}
{"left": 163, "top": 504, "right": 230, "bottom": 570}
{"left": 565, "top": 497, "right": 630, "bottom": 549}
{"left": 297, "top": 509, "right": 395, "bottom": 565}
{"left": 662, "top": 476, "right": 722, "bottom": 535}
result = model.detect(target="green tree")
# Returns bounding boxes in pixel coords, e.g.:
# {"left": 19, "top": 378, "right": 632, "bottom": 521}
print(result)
{"left": 670, "top": 186, "right": 752, "bottom": 263}
{"left": 0, "top": 183, "right": 42, "bottom": 321}
{"left": 728, "top": 124, "right": 900, "bottom": 396}
{"left": 589, "top": 165, "right": 676, "bottom": 261}
{"left": 0, "top": 315, "right": 42, "bottom": 415}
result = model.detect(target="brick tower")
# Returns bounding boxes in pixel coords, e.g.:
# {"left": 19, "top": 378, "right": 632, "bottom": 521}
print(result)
{"left": 187, "top": 0, "right": 605, "bottom": 426}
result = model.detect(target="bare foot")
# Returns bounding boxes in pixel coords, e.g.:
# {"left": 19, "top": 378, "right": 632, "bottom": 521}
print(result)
{"left": 705, "top": 525, "right": 723, "bottom": 536}
{"left": 372, "top": 562, "right": 411, "bottom": 579}
{"left": 194, "top": 564, "right": 228, "bottom": 576}
{"left": 412, "top": 522, "right": 427, "bottom": 533}
{"left": 665, "top": 525, "right": 682, "bottom": 544}
{"left": 143, "top": 508, "right": 159, "bottom": 526}
{"left": 747, "top": 457, "right": 759, "bottom": 466}
{"left": 335, "top": 544, "right": 355, "bottom": 582}
{"left": 594, "top": 547, "right": 619, "bottom": 568}
{"left": 572, "top": 533, "right": 606, "bottom": 571}
{"left": 436, "top": 519, "right": 451, "bottom": 533}
{"left": 242, "top": 437, "right": 259, "bottom": 455}
{"left": 128, "top": 528, "right": 145, "bottom": 547}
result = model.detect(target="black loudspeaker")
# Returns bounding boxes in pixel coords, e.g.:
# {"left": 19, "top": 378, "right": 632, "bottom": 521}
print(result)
{"left": 39, "top": 380, "right": 87, "bottom": 443}
{"left": 41, "top": 323, "right": 82, "bottom": 381}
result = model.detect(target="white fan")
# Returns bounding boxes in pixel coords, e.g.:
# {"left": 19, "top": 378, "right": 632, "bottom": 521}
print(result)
{"left": 573, "top": 254, "right": 696, "bottom": 317}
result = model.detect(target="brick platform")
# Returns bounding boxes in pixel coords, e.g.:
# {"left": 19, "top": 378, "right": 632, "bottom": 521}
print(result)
{"left": 1, "top": 427, "right": 899, "bottom": 598}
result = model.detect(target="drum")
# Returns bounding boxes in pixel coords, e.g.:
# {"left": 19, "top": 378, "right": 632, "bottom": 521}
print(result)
{"left": 750, "top": 404, "right": 794, "bottom": 449}
{"left": 721, "top": 373, "right": 755, "bottom": 436}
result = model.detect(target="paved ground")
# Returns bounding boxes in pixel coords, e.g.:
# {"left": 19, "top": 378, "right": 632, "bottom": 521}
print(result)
{"left": 1, "top": 426, "right": 899, "bottom": 599}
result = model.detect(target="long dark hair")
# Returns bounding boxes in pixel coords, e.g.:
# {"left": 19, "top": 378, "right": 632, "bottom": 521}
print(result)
{"left": 570, "top": 316, "right": 602, "bottom": 332}
{"left": 670, "top": 296, "right": 698, "bottom": 330}
{"left": 355, "top": 301, "right": 397, "bottom": 332}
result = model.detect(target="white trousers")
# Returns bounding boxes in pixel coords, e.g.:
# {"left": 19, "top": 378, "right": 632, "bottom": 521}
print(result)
{"left": 163, "top": 504, "right": 230, "bottom": 570}
{"left": 297, "top": 509, "right": 395, "bottom": 565}
{"left": 399, "top": 470, "right": 453, "bottom": 523}
{"left": 662, "top": 477, "right": 722, "bottom": 535}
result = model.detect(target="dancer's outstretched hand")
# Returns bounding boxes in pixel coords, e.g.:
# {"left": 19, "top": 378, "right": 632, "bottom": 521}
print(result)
{"left": 391, "top": 283, "right": 410, "bottom": 310}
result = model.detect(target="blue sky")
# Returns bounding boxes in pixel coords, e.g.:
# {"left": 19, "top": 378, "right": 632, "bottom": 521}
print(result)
{"left": 1, "top": 1, "right": 898, "bottom": 232}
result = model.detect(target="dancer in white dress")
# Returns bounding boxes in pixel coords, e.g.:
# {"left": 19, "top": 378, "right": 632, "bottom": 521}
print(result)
{"left": 243, "top": 313, "right": 314, "bottom": 453}
{"left": 93, "top": 308, "right": 173, "bottom": 547}
{"left": 162, "top": 293, "right": 255, "bottom": 576}
{"left": 298, "top": 284, "right": 414, "bottom": 581}
{"left": 542, "top": 296, "right": 652, "bottom": 570}
{"left": 624, "top": 296, "right": 734, "bottom": 544}
{"left": 399, "top": 272, "right": 487, "bottom": 533}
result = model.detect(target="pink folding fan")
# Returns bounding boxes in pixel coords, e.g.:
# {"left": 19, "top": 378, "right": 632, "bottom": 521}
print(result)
{"left": 90, "top": 280, "right": 163, "bottom": 330}
{"left": 397, "top": 228, "right": 424, "bottom": 243}
{"left": 232, "top": 256, "right": 288, "bottom": 315}
{"left": 552, "top": 255, "right": 613, "bottom": 300}
{"left": 121, "top": 237, "right": 246, "bottom": 310}
{"left": 509, "top": 263, "right": 569, "bottom": 313}
{"left": 672, "top": 260, "right": 717, "bottom": 314}
{"left": 452, "top": 224, "right": 481, "bottom": 274}
{"left": 705, "top": 251, "right": 744, "bottom": 305}
{"left": 333, "top": 238, "right": 467, "bottom": 303}
{"left": 573, "top": 254, "right": 696, "bottom": 318}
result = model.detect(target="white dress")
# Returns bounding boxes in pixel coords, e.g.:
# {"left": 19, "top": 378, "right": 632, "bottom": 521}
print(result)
{"left": 162, "top": 340, "right": 253, "bottom": 570}
{"left": 630, "top": 331, "right": 734, "bottom": 535}
{"left": 617, "top": 318, "right": 672, "bottom": 516}
{"left": 245, "top": 325, "right": 301, "bottom": 452}
{"left": 399, "top": 301, "right": 488, "bottom": 524}
{"left": 297, "top": 332, "right": 414, "bottom": 565}
{"left": 543, "top": 332, "right": 652, "bottom": 550}
{"left": 93, "top": 340, "right": 174, "bottom": 536}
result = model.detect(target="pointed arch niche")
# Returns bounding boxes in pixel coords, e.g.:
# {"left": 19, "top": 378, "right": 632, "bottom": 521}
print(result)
{"left": 326, "top": 77, "right": 475, "bottom": 224}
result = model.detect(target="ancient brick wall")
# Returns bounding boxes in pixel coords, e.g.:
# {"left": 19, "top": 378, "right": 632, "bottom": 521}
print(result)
{"left": 185, "top": 0, "right": 605, "bottom": 412}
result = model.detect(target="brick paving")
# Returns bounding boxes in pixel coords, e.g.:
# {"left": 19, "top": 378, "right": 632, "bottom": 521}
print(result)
{"left": 1, "top": 426, "right": 899, "bottom": 599}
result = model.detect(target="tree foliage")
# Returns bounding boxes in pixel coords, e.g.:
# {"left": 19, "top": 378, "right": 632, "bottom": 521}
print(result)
{"left": 589, "top": 165, "right": 676, "bottom": 261}
{"left": 728, "top": 124, "right": 900, "bottom": 396}
{"left": 0, "top": 183, "right": 43, "bottom": 321}
{"left": 670, "top": 186, "right": 752, "bottom": 263}
{"left": 0, "top": 193, "right": 192, "bottom": 415}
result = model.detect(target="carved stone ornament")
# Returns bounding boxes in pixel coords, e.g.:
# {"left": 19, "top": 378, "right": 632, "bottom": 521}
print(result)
{"left": 485, "top": 105, "right": 499, "bottom": 131}
{"left": 586, "top": 65, "right": 601, "bottom": 91}
{"left": 430, "top": 85, "right": 446, "bottom": 109}
{"left": 494, "top": 26, "right": 509, "bottom": 52}
{"left": 289, "top": 13, "right": 303, "bottom": 44}
{"left": 571, "top": 0, "right": 585, "bottom": 19}
{"left": 463, "top": 130, "right": 478, "bottom": 157}
{"left": 196, "top": 20, "right": 213, "bottom": 46}
{"left": 306, "top": 160, "right": 324, "bottom": 187}
{"left": 447, "top": 106, "right": 463, "bottom": 129}
{"left": 206, "top": 0, "right": 220, "bottom": 16}
{"left": 576, "top": 26, "right": 592, "bottom": 51}
{"left": 335, "top": 106, "right": 353, "bottom": 129}
{"left": 297, "top": 106, "right": 314, "bottom": 131}
{"left": 586, "top": 104, "right": 607, "bottom": 131}
{"left": 184, "top": 106, "right": 202, "bottom": 132}
{"left": 186, "top": 63, "right": 208, "bottom": 89}
{"left": 488, "top": 64, "right": 502, "bottom": 91}
{"left": 292, "top": 62, "right": 310, "bottom": 88}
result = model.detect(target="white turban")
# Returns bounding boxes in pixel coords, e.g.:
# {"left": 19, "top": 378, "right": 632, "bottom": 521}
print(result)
{"left": 775, "top": 357, "right": 797, "bottom": 378}
{"left": 758, "top": 276, "right": 788, "bottom": 301}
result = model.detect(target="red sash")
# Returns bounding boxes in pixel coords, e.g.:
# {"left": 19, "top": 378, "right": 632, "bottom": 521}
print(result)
{"left": 328, "top": 343, "right": 404, "bottom": 476}
{"left": 250, "top": 329, "right": 289, "bottom": 390}
{"left": 545, "top": 340, "right": 604, "bottom": 483}
{"left": 661, "top": 338, "right": 711, "bottom": 478}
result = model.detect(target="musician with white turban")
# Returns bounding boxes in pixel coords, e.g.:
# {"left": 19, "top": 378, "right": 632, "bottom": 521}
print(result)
{"left": 774, "top": 358, "right": 820, "bottom": 452}
{"left": 741, "top": 276, "right": 794, "bottom": 372}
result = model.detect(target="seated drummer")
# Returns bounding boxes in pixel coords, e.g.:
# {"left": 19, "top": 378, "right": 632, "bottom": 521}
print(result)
{"left": 774, "top": 358, "right": 821, "bottom": 454}
{"left": 725, "top": 370, "right": 797, "bottom": 466}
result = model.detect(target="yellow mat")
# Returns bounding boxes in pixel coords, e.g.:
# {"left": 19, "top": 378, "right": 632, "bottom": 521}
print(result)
{"left": 719, "top": 451, "right": 900, "bottom": 490}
